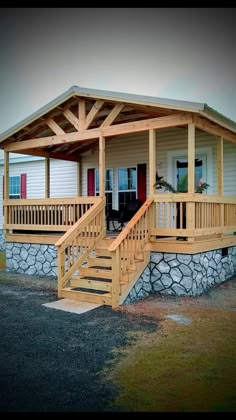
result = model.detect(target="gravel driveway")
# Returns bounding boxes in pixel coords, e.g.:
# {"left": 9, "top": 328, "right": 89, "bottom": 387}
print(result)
{"left": 0, "top": 269, "right": 158, "bottom": 412}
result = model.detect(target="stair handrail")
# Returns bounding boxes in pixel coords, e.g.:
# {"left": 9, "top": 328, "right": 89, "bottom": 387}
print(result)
{"left": 55, "top": 197, "right": 105, "bottom": 249}
{"left": 108, "top": 197, "right": 153, "bottom": 308}
{"left": 56, "top": 197, "right": 106, "bottom": 295}
{"left": 108, "top": 197, "right": 153, "bottom": 252}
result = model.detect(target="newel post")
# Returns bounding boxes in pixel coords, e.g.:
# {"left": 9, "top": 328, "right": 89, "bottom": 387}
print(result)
{"left": 111, "top": 249, "right": 120, "bottom": 308}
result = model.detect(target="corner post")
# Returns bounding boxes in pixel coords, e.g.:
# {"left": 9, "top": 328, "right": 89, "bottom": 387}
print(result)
{"left": 187, "top": 123, "right": 195, "bottom": 241}
{"left": 217, "top": 136, "right": 224, "bottom": 237}
{"left": 149, "top": 129, "right": 156, "bottom": 237}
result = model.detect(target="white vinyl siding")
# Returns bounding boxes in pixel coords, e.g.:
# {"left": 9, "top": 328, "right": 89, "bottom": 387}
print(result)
{"left": 0, "top": 159, "right": 78, "bottom": 228}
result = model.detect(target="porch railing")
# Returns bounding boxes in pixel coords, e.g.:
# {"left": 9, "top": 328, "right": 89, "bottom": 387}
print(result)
{"left": 151, "top": 193, "right": 236, "bottom": 239}
{"left": 3, "top": 197, "right": 100, "bottom": 233}
{"left": 55, "top": 197, "right": 106, "bottom": 296}
{"left": 108, "top": 198, "right": 153, "bottom": 307}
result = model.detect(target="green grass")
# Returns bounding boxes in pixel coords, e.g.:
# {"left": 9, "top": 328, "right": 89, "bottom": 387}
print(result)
{"left": 107, "top": 309, "right": 236, "bottom": 412}
{"left": 0, "top": 251, "right": 5, "bottom": 269}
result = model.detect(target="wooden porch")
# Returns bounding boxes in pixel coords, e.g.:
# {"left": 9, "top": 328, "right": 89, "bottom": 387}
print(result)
{"left": 4, "top": 194, "right": 236, "bottom": 249}
{"left": 1, "top": 86, "right": 236, "bottom": 307}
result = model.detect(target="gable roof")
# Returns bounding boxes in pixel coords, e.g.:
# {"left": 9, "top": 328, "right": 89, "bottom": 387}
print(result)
{"left": 0, "top": 85, "right": 235, "bottom": 143}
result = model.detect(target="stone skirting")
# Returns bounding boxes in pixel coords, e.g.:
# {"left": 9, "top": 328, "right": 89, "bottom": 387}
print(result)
{"left": 124, "top": 247, "right": 236, "bottom": 304}
{"left": 5, "top": 242, "right": 57, "bottom": 277}
{"left": 0, "top": 230, "right": 6, "bottom": 251}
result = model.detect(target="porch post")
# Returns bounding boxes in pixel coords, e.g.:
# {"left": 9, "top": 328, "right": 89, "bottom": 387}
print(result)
{"left": 4, "top": 151, "right": 9, "bottom": 200}
{"left": 45, "top": 157, "right": 50, "bottom": 198}
{"left": 188, "top": 123, "right": 195, "bottom": 193}
{"left": 217, "top": 136, "right": 224, "bottom": 237}
{"left": 4, "top": 151, "right": 9, "bottom": 232}
{"left": 187, "top": 123, "right": 195, "bottom": 241}
{"left": 217, "top": 137, "right": 224, "bottom": 195}
{"left": 99, "top": 135, "right": 105, "bottom": 197}
{"left": 149, "top": 129, "right": 156, "bottom": 197}
{"left": 149, "top": 129, "right": 156, "bottom": 239}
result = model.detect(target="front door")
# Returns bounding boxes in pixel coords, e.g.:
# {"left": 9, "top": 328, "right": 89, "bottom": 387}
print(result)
{"left": 174, "top": 156, "right": 207, "bottom": 192}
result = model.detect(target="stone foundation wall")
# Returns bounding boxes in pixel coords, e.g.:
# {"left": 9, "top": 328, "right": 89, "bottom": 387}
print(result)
{"left": 0, "top": 230, "right": 6, "bottom": 251}
{"left": 6, "top": 242, "right": 57, "bottom": 277}
{"left": 124, "top": 247, "right": 236, "bottom": 304}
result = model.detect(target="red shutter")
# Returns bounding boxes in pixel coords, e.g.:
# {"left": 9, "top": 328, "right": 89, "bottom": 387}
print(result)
{"left": 137, "top": 164, "right": 146, "bottom": 202}
{"left": 20, "top": 174, "right": 27, "bottom": 198}
{"left": 87, "top": 168, "right": 95, "bottom": 196}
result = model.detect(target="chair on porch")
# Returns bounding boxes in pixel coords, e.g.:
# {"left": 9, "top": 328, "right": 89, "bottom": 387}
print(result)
{"left": 106, "top": 198, "right": 143, "bottom": 232}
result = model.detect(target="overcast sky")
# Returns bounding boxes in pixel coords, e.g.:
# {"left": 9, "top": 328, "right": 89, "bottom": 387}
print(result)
{"left": 0, "top": 7, "right": 235, "bottom": 134}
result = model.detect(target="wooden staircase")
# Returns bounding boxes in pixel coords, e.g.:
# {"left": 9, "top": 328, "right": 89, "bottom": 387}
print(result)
{"left": 56, "top": 197, "right": 153, "bottom": 308}
{"left": 60, "top": 237, "right": 114, "bottom": 305}
{"left": 60, "top": 235, "right": 149, "bottom": 307}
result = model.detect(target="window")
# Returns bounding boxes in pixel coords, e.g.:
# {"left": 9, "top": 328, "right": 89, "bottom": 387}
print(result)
{"left": 95, "top": 169, "right": 113, "bottom": 213}
{"left": 2, "top": 174, "right": 27, "bottom": 200}
{"left": 9, "top": 176, "right": 21, "bottom": 199}
{"left": 176, "top": 158, "right": 206, "bottom": 192}
{"left": 118, "top": 167, "right": 137, "bottom": 211}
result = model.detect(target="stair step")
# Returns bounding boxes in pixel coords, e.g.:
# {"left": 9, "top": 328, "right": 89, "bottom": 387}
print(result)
{"left": 95, "top": 248, "right": 111, "bottom": 257}
{"left": 79, "top": 267, "right": 112, "bottom": 279}
{"left": 87, "top": 256, "right": 112, "bottom": 268}
{"left": 61, "top": 287, "right": 112, "bottom": 305}
{"left": 70, "top": 277, "right": 112, "bottom": 292}
{"left": 96, "top": 238, "right": 114, "bottom": 249}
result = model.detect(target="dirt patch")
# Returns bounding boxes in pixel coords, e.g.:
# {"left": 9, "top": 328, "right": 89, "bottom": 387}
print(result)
{"left": 106, "top": 278, "right": 236, "bottom": 412}
{"left": 0, "top": 252, "right": 5, "bottom": 269}
{"left": 0, "top": 263, "right": 235, "bottom": 412}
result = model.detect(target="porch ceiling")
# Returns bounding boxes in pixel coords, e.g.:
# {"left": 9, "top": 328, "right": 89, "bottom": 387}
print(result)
{"left": 0, "top": 96, "right": 185, "bottom": 161}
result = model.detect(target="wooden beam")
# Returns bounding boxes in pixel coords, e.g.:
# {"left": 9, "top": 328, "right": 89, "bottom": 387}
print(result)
{"left": 101, "top": 103, "right": 124, "bottom": 127}
{"left": 9, "top": 148, "right": 49, "bottom": 158}
{"left": 194, "top": 115, "right": 236, "bottom": 144}
{"left": 102, "top": 112, "right": 193, "bottom": 137}
{"left": 85, "top": 100, "right": 104, "bottom": 129}
{"left": 45, "top": 157, "right": 50, "bottom": 198}
{"left": 188, "top": 123, "right": 195, "bottom": 193}
{"left": 79, "top": 99, "right": 86, "bottom": 132}
{"left": 217, "top": 136, "right": 224, "bottom": 195}
{"left": 5, "top": 113, "right": 193, "bottom": 153}
{"left": 18, "top": 148, "right": 78, "bottom": 162}
{"left": 63, "top": 108, "right": 80, "bottom": 131}
{"left": 149, "top": 129, "right": 156, "bottom": 197}
{"left": 99, "top": 135, "right": 105, "bottom": 197}
{"left": 46, "top": 118, "right": 65, "bottom": 135}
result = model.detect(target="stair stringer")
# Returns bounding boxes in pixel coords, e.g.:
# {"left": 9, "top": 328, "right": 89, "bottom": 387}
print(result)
{"left": 119, "top": 251, "right": 150, "bottom": 305}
